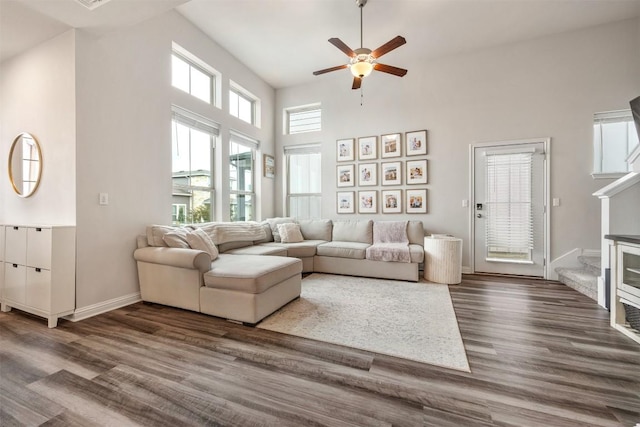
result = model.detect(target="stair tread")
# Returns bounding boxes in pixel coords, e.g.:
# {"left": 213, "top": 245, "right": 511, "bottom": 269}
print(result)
{"left": 577, "top": 255, "right": 601, "bottom": 269}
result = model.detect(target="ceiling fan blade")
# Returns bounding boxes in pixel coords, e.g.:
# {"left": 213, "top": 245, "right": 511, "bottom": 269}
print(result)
{"left": 329, "top": 38, "right": 356, "bottom": 58}
{"left": 374, "top": 63, "right": 408, "bottom": 77}
{"left": 313, "top": 64, "right": 349, "bottom": 76}
{"left": 371, "top": 36, "right": 406, "bottom": 59}
{"left": 352, "top": 77, "right": 362, "bottom": 90}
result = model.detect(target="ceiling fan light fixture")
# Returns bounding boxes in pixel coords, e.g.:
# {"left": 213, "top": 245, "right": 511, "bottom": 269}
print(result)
{"left": 350, "top": 60, "right": 374, "bottom": 78}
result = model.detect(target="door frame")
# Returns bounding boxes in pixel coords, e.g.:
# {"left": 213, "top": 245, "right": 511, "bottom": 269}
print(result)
{"left": 469, "top": 137, "right": 551, "bottom": 278}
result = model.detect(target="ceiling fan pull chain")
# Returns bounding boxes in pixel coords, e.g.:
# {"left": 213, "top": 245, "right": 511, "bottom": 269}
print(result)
{"left": 361, "top": 87, "right": 364, "bottom": 106}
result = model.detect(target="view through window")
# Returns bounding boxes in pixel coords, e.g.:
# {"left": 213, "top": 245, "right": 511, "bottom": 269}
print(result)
{"left": 286, "top": 145, "right": 322, "bottom": 219}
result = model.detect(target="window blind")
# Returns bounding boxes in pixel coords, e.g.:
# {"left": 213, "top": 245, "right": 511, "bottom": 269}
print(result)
{"left": 485, "top": 151, "right": 533, "bottom": 258}
{"left": 287, "top": 106, "right": 321, "bottom": 134}
{"left": 171, "top": 106, "right": 219, "bottom": 139}
{"left": 284, "top": 143, "right": 321, "bottom": 155}
{"left": 229, "top": 130, "right": 259, "bottom": 149}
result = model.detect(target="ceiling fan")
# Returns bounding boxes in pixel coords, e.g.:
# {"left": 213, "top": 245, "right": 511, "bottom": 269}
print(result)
{"left": 313, "top": 0, "right": 407, "bottom": 90}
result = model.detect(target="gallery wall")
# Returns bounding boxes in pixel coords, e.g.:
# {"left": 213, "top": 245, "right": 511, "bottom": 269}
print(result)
{"left": 276, "top": 18, "right": 640, "bottom": 271}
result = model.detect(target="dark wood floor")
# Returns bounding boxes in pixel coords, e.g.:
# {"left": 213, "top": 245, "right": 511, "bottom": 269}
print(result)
{"left": 1, "top": 275, "right": 639, "bottom": 426}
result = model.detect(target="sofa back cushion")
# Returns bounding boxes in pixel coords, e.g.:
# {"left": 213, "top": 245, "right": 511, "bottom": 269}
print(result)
{"left": 253, "top": 221, "right": 273, "bottom": 244}
{"left": 332, "top": 220, "right": 373, "bottom": 244}
{"left": 407, "top": 221, "right": 425, "bottom": 246}
{"left": 298, "top": 219, "right": 332, "bottom": 241}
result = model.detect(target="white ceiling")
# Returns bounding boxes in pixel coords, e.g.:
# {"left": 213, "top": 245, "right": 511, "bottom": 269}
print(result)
{"left": 2, "top": 0, "right": 640, "bottom": 89}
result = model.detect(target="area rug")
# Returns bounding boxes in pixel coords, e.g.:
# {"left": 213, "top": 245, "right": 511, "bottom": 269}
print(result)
{"left": 257, "top": 273, "right": 470, "bottom": 372}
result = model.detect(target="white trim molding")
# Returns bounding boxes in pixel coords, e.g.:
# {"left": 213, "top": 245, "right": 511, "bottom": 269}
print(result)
{"left": 64, "top": 292, "right": 141, "bottom": 323}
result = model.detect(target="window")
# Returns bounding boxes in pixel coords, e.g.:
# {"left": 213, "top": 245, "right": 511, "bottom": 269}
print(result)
{"left": 171, "top": 107, "right": 218, "bottom": 225}
{"left": 593, "top": 110, "right": 639, "bottom": 177}
{"left": 229, "top": 131, "right": 258, "bottom": 221}
{"left": 229, "top": 81, "right": 260, "bottom": 126}
{"left": 171, "top": 43, "right": 220, "bottom": 106}
{"left": 285, "top": 104, "right": 322, "bottom": 134}
{"left": 485, "top": 151, "right": 533, "bottom": 262}
{"left": 286, "top": 144, "right": 322, "bottom": 219}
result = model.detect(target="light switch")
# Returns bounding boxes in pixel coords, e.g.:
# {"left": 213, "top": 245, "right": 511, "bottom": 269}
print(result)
{"left": 462, "top": 199, "right": 469, "bottom": 207}
{"left": 99, "top": 193, "right": 109, "bottom": 205}
{"left": 552, "top": 198, "right": 560, "bottom": 207}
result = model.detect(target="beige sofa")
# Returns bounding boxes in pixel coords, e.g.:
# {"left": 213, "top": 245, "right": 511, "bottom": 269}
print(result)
{"left": 133, "top": 219, "right": 424, "bottom": 324}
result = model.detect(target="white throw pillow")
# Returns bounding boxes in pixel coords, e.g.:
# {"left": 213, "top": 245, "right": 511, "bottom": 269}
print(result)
{"left": 278, "top": 223, "right": 304, "bottom": 243}
{"left": 267, "top": 217, "right": 295, "bottom": 242}
{"left": 186, "top": 228, "right": 219, "bottom": 260}
{"left": 163, "top": 232, "right": 190, "bottom": 248}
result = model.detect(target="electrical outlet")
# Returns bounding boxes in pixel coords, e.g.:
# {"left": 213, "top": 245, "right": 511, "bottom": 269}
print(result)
{"left": 462, "top": 199, "right": 469, "bottom": 207}
{"left": 99, "top": 193, "right": 109, "bottom": 205}
{"left": 552, "top": 198, "right": 560, "bottom": 207}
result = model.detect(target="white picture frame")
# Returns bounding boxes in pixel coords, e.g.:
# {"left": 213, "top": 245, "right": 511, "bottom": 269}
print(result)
{"left": 358, "top": 136, "right": 378, "bottom": 160}
{"left": 382, "top": 189, "right": 402, "bottom": 213}
{"left": 406, "top": 189, "right": 427, "bottom": 213}
{"left": 381, "top": 161, "right": 401, "bottom": 186}
{"left": 358, "top": 190, "right": 377, "bottom": 214}
{"left": 381, "top": 133, "right": 402, "bottom": 158}
{"left": 337, "top": 164, "right": 355, "bottom": 187}
{"left": 405, "top": 130, "right": 427, "bottom": 156}
{"left": 358, "top": 163, "right": 378, "bottom": 186}
{"left": 337, "top": 138, "right": 355, "bottom": 162}
{"left": 406, "top": 159, "right": 427, "bottom": 185}
{"left": 337, "top": 191, "right": 355, "bottom": 214}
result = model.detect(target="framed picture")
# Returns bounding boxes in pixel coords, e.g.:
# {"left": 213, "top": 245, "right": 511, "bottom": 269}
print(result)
{"left": 337, "top": 191, "right": 355, "bottom": 214}
{"left": 358, "top": 163, "right": 377, "bottom": 186}
{"left": 381, "top": 161, "right": 401, "bottom": 186}
{"left": 263, "top": 154, "right": 275, "bottom": 178}
{"left": 358, "top": 136, "right": 378, "bottom": 160}
{"left": 337, "top": 138, "right": 355, "bottom": 162}
{"left": 406, "top": 189, "right": 427, "bottom": 213}
{"left": 358, "top": 190, "right": 377, "bottom": 214}
{"left": 406, "top": 159, "right": 427, "bottom": 185}
{"left": 381, "top": 133, "right": 402, "bottom": 158}
{"left": 382, "top": 189, "right": 402, "bottom": 213}
{"left": 405, "top": 130, "right": 427, "bottom": 156}
{"left": 337, "top": 164, "right": 355, "bottom": 187}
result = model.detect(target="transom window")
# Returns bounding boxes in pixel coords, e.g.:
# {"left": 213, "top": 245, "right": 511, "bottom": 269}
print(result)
{"left": 229, "top": 81, "right": 260, "bottom": 126}
{"left": 285, "top": 104, "right": 322, "bottom": 135}
{"left": 171, "top": 43, "right": 221, "bottom": 107}
{"left": 593, "top": 109, "right": 639, "bottom": 177}
{"left": 286, "top": 144, "right": 322, "bottom": 219}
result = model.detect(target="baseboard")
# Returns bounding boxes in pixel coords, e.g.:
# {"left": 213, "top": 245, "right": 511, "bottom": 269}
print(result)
{"left": 462, "top": 266, "right": 472, "bottom": 274}
{"left": 64, "top": 292, "right": 142, "bottom": 323}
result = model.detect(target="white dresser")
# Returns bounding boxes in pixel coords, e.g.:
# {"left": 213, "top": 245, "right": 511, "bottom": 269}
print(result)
{"left": 1, "top": 224, "right": 76, "bottom": 328}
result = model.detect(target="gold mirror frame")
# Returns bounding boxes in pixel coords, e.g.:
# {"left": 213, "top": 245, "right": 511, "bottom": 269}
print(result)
{"left": 8, "top": 132, "right": 43, "bottom": 198}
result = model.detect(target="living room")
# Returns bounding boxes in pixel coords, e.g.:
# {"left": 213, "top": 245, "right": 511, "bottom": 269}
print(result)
{"left": 1, "top": 1, "right": 639, "bottom": 425}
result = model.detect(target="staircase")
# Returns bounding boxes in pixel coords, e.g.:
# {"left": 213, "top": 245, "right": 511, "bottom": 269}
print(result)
{"left": 555, "top": 255, "right": 600, "bottom": 301}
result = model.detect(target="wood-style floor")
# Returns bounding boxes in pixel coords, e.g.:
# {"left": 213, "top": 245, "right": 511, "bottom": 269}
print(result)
{"left": 1, "top": 274, "right": 639, "bottom": 426}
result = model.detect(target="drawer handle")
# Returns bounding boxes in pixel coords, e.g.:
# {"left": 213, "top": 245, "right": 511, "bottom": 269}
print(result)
{"left": 35, "top": 268, "right": 41, "bottom": 273}
{"left": 36, "top": 227, "right": 42, "bottom": 232}
{"left": 13, "top": 226, "right": 18, "bottom": 230}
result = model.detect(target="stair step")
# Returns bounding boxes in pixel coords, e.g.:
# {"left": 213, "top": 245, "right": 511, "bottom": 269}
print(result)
{"left": 556, "top": 267, "right": 597, "bottom": 301}
{"left": 578, "top": 255, "right": 601, "bottom": 276}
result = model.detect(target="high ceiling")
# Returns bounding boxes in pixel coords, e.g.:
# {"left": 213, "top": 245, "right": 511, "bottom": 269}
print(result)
{"left": 2, "top": 0, "right": 639, "bottom": 89}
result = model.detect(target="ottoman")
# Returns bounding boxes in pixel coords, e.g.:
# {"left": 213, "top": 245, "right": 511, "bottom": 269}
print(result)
{"left": 200, "top": 254, "right": 302, "bottom": 324}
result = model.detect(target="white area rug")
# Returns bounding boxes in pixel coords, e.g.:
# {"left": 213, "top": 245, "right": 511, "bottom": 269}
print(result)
{"left": 258, "top": 273, "right": 470, "bottom": 372}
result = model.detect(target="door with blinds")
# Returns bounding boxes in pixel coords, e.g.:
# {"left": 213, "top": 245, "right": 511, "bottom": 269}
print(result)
{"left": 473, "top": 140, "right": 547, "bottom": 277}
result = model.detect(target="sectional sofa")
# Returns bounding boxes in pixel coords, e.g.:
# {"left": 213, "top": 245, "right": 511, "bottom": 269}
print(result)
{"left": 134, "top": 218, "right": 425, "bottom": 324}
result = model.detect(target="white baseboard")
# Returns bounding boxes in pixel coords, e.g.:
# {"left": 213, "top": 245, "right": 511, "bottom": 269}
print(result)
{"left": 64, "top": 292, "right": 141, "bottom": 323}
{"left": 462, "top": 266, "right": 472, "bottom": 274}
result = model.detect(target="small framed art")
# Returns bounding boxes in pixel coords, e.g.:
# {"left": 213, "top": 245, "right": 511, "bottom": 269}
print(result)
{"left": 381, "top": 161, "right": 401, "bottom": 186}
{"left": 406, "top": 189, "right": 427, "bottom": 213}
{"left": 381, "top": 133, "right": 402, "bottom": 158}
{"left": 337, "top": 191, "right": 355, "bottom": 214}
{"left": 358, "top": 163, "right": 377, "bottom": 186}
{"left": 337, "top": 138, "right": 355, "bottom": 162}
{"left": 337, "top": 164, "right": 355, "bottom": 187}
{"left": 358, "top": 190, "right": 377, "bottom": 214}
{"left": 263, "top": 154, "right": 275, "bottom": 178}
{"left": 382, "top": 189, "right": 402, "bottom": 213}
{"left": 405, "top": 130, "right": 427, "bottom": 156}
{"left": 358, "top": 136, "right": 378, "bottom": 160}
{"left": 406, "top": 159, "right": 427, "bottom": 185}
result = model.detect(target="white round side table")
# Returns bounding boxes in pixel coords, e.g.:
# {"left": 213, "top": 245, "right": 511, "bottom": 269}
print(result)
{"left": 423, "top": 236, "right": 462, "bottom": 284}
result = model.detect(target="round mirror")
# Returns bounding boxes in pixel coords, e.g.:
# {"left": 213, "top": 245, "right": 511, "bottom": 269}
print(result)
{"left": 8, "top": 132, "right": 43, "bottom": 198}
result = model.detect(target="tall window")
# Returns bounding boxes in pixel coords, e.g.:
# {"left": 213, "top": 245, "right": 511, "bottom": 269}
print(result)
{"left": 285, "top": 104, "right": 322, "bottom": 134}
{"left": 229, "top": 81, "right": 260, "bottom": 126}
{"left": 485, "top": 151, "right": 533, "bottom": 262}
{"left": 593, "top": 110, "right": 639, "bottom": 177}
{"left": 171, "top": 107, "right": 218, "bottom": 225}
{"left": 286, "top": 145, "right": 322, "bottom": 219}
{"left": 229, "top": 132, "right": 257, "bottom": 221}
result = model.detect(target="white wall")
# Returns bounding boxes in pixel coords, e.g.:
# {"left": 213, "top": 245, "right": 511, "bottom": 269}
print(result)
{"left": 276, "top": 18, "right": 640, "bottom": 271}
{"left": 0, "top": 30, "right": 76, "bottom": 225}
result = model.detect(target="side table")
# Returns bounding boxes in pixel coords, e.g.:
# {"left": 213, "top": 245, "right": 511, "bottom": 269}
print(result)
{"left": 424, "top": 235, "right": 463, "bottom": 284}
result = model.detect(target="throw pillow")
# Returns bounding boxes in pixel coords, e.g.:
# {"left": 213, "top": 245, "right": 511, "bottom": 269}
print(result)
{"left": 278, "top": 223, "right": 304, "bottom": 243}
{"left": 146, "top": 225, "right": 181, "bottom": 247}
{"left": 267, "top": 217, "right": 295, "bottom": 242}
{"left": 163, "top": 232, "right": 190, "bottom": 248}
{"left": 186, "top": 228, "right": 219, "bottom": 260}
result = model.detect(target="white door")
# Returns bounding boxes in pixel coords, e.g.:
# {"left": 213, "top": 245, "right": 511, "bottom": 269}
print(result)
{"left": 473, "top": 140, "right": 547, "bottom": 277}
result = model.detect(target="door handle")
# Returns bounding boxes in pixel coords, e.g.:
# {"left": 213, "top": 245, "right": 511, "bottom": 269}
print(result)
{"left": 477, "top": 213, "right": 482, "bottom": 218}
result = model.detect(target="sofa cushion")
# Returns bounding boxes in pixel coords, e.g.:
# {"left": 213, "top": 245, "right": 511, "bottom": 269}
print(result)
{"left": 262, "top": 240, "right": 326, "bottom": 258}
{"left": 278, "top": 223, "right": 304, "bottom": 243}
{"left": 147, "top": 225, "right": 184, "bottom": 247}
{"left": 218, "top": 240, "right": 253, "bottom": 253}
{"left": 186, "top": 228, "right": 219, "bottom": 260}
{"left": 204, "top": 254, "right": 302, "bottom": 294}
{"left": 298, "top": 219, "right": 332, "bottom": 241}
{"left": 224, "top": 245, "right": 287, "bottom": 257}
{"left": 267, "top": 217, "right": 296, "bottom": 242}
{"left": 316, "top": 241, "right": 369, "bottom": 259}
{"left": 407, "top": 221, "right": 425, "bottom": 246}
{"left": 253, "top": 221, "right": 274, "bottom": 244}
{"left": 332, "top": 220, "right": 373, "bottom": 244}
{"left": 409, "top": 244, "right": 425, "bottom": 263}
{"left": 163, "top": 232, "right": 190, "bottom": 248}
